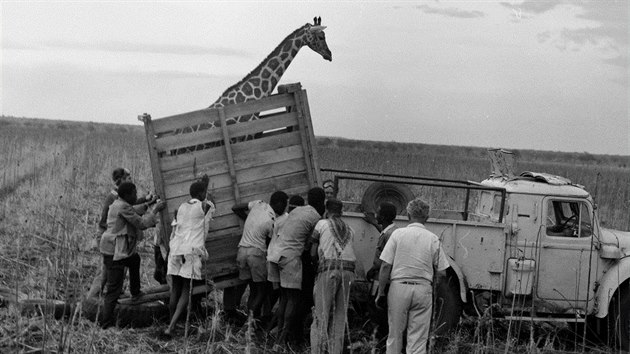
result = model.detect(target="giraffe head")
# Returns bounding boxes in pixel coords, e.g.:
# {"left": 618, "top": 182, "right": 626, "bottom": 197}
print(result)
{"left": 303, "top": 17, "right": 332, "bottom": 61}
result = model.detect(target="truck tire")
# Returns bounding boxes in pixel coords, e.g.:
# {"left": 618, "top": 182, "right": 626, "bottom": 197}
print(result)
{"left": 361, "top": 182, "right": 415, "bottom": 215}
{"left": 81, "top": 295, "right": 168, "bottom": 328}
{"left": 609, "top": 289, "right": 630, "bottom": 351}
{"left": 433, "top": 274, "right": 463, "bottom": 336}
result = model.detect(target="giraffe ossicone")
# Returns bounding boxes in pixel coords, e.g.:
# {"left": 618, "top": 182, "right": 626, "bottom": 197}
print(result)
{"left": 171, "top": 17, "right": 332, "bottom": 155}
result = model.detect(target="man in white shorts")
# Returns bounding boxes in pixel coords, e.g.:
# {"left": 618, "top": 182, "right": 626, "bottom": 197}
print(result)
{"left": 163, "top": 176, "right": 214, "bottom": 338}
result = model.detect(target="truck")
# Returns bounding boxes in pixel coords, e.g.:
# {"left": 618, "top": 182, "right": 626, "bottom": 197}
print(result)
{"left": 137, "top": 83, "right": 629, "bottom": 350}
{"left": 325, "top": 150, "right": 630, "bottom": 350}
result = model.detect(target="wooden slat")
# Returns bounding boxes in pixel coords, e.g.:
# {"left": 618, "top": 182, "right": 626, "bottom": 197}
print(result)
{"left": 208, "top": 214, "right": 241, "bottom": 231}
{"left": 152, "top": 109, "right": 219, "bottom": 135}
{"left": 164, "top": 158, "right": 307, "bottom": 200}
{"left": 154, "top": 111, "right": 298, "bottom": 153}
{"left": 166, "top": 172, "right": 310, "bottom": 216}
{"left": 162, "top": 145, "right": 305, "bottom": 188}
{"left": 210, "top": 184, "right": 309, "bottom": 216}
{"left": 163, "top": 159, "right": 230, "bottom": 187}
{"left": 139, "top": 114, "right": 173, "bottom": 250}
{"left": 298, "top": 89, "right": 322, "bottom": 186}
{"left": 222, "top": 94, "right": 294, "bottom": 121}
{"left": 155, "top": 127, "right": 223, "bottom": 153}
{"left": 292, "top": 90, "right": 316, "bottom": 187}
{"left": 219, "top": 107, "right": 240, "bottom": 202}
{"left": 224, "top": 111, "right": 298, "bottom": 142}
{"left": 152, "top": 93, "right": 295, "bottom": 134}
{"left": 158, "top": 130, "right": 302, "bottom": 172}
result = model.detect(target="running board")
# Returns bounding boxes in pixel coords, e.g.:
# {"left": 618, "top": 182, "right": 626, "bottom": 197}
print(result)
{"left": 502, "top": 316, "right": 585, "bottom": 323}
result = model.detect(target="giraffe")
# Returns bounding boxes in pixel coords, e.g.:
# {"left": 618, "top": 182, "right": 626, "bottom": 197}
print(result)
{"left": 173, "top": 17, "right": 331, "bottom": 154}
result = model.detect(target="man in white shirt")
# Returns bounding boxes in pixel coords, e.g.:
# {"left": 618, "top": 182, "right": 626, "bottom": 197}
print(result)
{"left": 376, "top": 198, "right": 450, "bottom": 354}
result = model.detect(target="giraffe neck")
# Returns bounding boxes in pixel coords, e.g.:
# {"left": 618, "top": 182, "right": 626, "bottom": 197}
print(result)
{"left": 211, "top": 25, "right": 308, "bottom": 108}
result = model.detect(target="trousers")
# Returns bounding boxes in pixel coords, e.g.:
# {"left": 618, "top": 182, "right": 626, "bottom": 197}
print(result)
{"left": 101, "top": 253, "right": 141, "bottom": 328}
{"left": 386, "top": 281, "right": 432, "bottom": 354}
{"left": 310, "top": 268, "right": 354, "bottom": 354}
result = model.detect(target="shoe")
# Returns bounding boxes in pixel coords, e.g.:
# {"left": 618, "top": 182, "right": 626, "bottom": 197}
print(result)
{"left": 131, "top": 291, "right": 145, "bottom": 303}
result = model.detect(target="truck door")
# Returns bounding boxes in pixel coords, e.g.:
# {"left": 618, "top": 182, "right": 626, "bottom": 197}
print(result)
{"left": 536, "top": 198, "right": 596, "bottom": 306}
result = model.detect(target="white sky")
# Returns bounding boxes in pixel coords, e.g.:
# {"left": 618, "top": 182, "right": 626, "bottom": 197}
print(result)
{"left": 1, "top": 1, "right": 628, "bottom": 155}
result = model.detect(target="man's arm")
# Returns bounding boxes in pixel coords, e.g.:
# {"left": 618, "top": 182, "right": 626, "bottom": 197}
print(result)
{"left": 375, "top": 261, "right": 392, "bottom": 309}
{"left": 309, "top": 238, "right": 319, "bottom": 263}
{"left": 232, "top": 202, "right": 249, "bottom": 221}
{"left": 377, "top": 262, "right": 392, "bottom": 297}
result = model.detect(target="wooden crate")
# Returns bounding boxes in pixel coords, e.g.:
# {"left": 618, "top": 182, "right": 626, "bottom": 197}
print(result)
{"left": 141, "top": 83, "right": 321, "bottom": 281}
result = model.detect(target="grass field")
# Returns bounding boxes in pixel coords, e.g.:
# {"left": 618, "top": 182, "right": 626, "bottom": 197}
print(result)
{"left": 0, "top": 116, "right": 628, "bottom": 353}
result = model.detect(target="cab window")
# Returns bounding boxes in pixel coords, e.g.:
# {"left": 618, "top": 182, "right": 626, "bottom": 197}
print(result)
{"left": 545, "top": 200, "right": 592, "bottom": 237}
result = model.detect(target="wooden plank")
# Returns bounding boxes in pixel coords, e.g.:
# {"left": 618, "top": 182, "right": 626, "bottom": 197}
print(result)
{"left": 211, "top": 184, "right": 308, "bottom": 215}
{"left": 208, "top": 215, "right": 241, "bottom": 231}
{"left": 162, "top": 144, "right": 304, "bottom": 188}
{"left": 155, "top": 127, "right": 223, "bottom": 153}
{"left": 222, "top": 93, "right": 295, "bottom": 121}
{"left": 152, "top": 93, "right": 294, "bottom": 134}
{"left": 158, "top": 130, "right": 302, "bottom": 172}
{"left": 292, "top": 90, "right": 316, "bottom": 187}
{"left": 163, "top": 159, "right": 230, "bottom": 187}
{"left": 167, "top": 172, "right": 309, "bottom": 210}
{"left": 219, "top": 107, "right": 240, "bottom": 202}
{"left": 138, "top": 114, "right": 173, "bottom": 250}
{"left": 223, "top": 111, "right": 298, "bottom": 142}
{"left": 154, "top": 111, "right": 298, "bottom": 153}
{"left": 164, "top": 158, "right": 307, "bottom": 200}
{"left": 298, "top": 89, "right": 322, "bottom": 186}
{"left": 152, "top": 108, "right": 220, "bottom": 135}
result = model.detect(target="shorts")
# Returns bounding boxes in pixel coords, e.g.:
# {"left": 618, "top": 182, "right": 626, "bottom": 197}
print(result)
{"left": 236, "top": 246, "right": 267, "bottom": 282}
{"left": 167, "top": 254, "right": 203, "bottom": 280}
{"left": 269, "top": 256, "right": 302, "bottom": 290}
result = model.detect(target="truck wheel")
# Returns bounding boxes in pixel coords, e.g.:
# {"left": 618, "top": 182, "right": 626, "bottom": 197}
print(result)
{"left": 81, "top": 295, "right": 168, "bottom": 328}
{"left": 361, "top": 182, "right": 415, "bottom": 215}
{"left": 433, "top": 274, "right": 462, "bottom": 336}
{"left": 609, "top": 289, "right": 630, "bottom": 351}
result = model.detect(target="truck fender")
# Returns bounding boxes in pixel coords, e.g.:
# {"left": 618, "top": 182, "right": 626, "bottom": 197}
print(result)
{"left": 594, "top": 256, "right": 630, "bottom": 318}
{"left": 447, "top": 257, "right": 468, "bottom": 303}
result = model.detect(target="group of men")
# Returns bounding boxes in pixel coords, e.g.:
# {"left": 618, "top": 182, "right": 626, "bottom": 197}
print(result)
{"left": 95, "top": 170, "right": 451, "bottom": 354}
{"left": 221, "top": 180, "right": 451, "bottom": 354}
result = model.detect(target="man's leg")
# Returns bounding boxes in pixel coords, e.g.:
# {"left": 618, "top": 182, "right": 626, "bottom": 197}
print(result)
{"left": 223, "top": 284, "right": 247, "bottom": 323}
{"left": 125, "top": 253, "right": 142, "bottom": 296}
{"left": 248, "top": 281, "right": 268, "bottom": 320}
{"left": 274, "top": 287, "right": 288, "bottom": 334}
{"left": 405, "top": 285, "right": 432, "bottom": 354}
{"left": 279, "top": 288, "right": 301, "bottom": 344}
{"left": 165, "top": 276, "right": 192, "bottom": 335}
{"left": 330, "top": 270, "right": 353, "bottom": 354}
{"left": 153, "top": 244, "right": 167, "bottom": 284}
{"left": 310, "top": 271, "right": 330, "bottom": 354}
{"left": 277, "top": 256, "right": 303, "bottom": 344}
{"left": 386, "top": 283, "right": 411, "bottom": 354}
{"left": 168, "top": 275, "right": 183, "bottom": 321}
{"left": 101, "top": 256, "right": 124, "bottom": 329}
{"left": 87, "top": 256, "right": 107, "bottom": 298}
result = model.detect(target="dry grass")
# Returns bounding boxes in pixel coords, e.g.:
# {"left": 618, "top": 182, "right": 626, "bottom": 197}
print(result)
{"left": 0, "top": 116, "right": 628, "bottom": 353}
